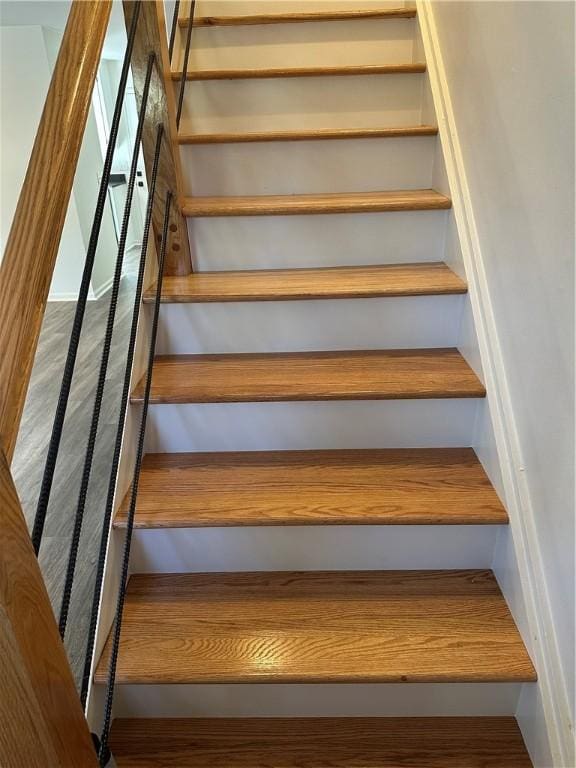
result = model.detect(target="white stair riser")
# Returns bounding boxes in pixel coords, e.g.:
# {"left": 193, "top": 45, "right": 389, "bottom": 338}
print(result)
{"left": 110, "top": 682, "right": 523, "bottom": 718}
{"left": 190, "top": 210, "right": 448, "bottom": 270}
{"left": 143, "top": 399, "right": 480, "bottom": 453}
{"left": 181, "top": 136, "right": 436, "bottom": 196}
{"left": 178, "top": 19, "right": 417, "bottom": 71}
{"left": 129, "top": 525, "right": 500, "bottom": 574}
{"left": 154, "top": 295, "right": 463, "bottom": 354}
{"left": 177, "top": 74, "right": 425, "bottom": 134}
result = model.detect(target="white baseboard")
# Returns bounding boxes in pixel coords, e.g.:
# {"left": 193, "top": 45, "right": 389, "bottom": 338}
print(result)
{"left": 48, "top": 277, "right": 112, "bottom": 303}
{"left": 416, "top": 3, "right": 572, "bottom": 765}
{"left": 48, "top": 290, "right": 95, "bottom": 302}
{"left": 90, "top": 275, "right": 114, "bottom": 301}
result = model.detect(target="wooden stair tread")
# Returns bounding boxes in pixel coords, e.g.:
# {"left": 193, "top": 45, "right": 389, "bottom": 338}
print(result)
{"left": 179, "top": 8, "right": 418, "bottom": 27}
{"left": 131, "top": 349, "right": 486, "bottom": 405}
{"left": 179, "top": 125, "right": 439, "bottom": 144}
{"left": 95, "top": 570, "right": 536, "bottom": 684}
{"left": 144, "top": 263, "right": 467, "bottom": 303}
{"left": 110, "top": 717, "right": 533, "bottom": 767}
{"left": 182, "top": 189, "right": 451, "bottom": 217}
{"left": 172, "top": 63, "right": 427, "bottom": 81}
{"left": 114, "top": 448, "right": 507, "bottom": 528}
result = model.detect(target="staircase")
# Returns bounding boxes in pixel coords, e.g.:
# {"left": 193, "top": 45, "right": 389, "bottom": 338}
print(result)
{"left": 97, "top": 3, "right": 536, "bottom": 764}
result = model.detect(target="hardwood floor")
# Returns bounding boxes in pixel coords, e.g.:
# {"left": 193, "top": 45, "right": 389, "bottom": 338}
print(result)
{"left": 11, "top": 252, "right": 138, "bottom": 689}
{"left": 145, "top": 263, "right": 467, "bottom": 303}
{"left": 178, "top": 125, "right": 439, "bottom": 144}
{"left": 95, "top": 570, "right": 536, "bottom": 685}
{"left": 114, "top": 448, "right": 508, "bottom": 528}
{"left": 181, "top": 189, "right": 451, "bottom": 217}
{"left": 133, "top": 349, "right": 486, "bottom": 404}
{"left": 180, "top": 8, "right": 418, "bottom": 27}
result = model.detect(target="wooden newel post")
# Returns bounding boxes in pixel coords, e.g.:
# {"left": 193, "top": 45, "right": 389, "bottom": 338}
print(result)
{"left": 0, "top": 449, "right": 98, "bottom": 767}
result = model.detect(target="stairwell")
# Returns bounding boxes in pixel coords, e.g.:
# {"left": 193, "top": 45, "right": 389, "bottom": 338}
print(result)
{"left": 90, "top": 2, "right": 538, "bottom": 764}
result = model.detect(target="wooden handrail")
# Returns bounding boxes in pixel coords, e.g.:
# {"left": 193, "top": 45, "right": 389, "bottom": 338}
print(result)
{"left": 0, "top": 448, "right": 97, "bottom": 766}
{"left": 0, "top": 0, "right": 112, "bottom": 462}
{"left": 0, "top": 2, "right": 109, "bottom": 764}
{"left": 0, "top": 3, "right": 193, "bottom": 761}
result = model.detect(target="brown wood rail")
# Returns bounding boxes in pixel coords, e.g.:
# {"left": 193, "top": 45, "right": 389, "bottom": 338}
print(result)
{"left": 0, "top": 448, "right": 97, "bottom": 767}
{"left": 123, "top": 0, "right": 193, "bottom": 277}
{"left": 0, "top": 1, "right": 108, "bottom": 765}
{"left": 0, "top": 1, "right": 111, "bottom": 464}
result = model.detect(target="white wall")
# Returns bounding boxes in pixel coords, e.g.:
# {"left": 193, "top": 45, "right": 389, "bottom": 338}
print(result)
{"left": 0, "top": 25, "right": 87, "bottom": 298}
{"left": 0, "top": 23, "right": 119, "bottom": 300}
{"left": 429, "top": 0, "right": 574, "bottom": 754}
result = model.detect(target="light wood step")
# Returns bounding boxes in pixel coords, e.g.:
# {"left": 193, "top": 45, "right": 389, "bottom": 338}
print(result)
{"left": 178, "top": 125, "right": 439, "bottom": 144}
{"left": 114, "top": 448, "right": 507, "bottom": 529}
{"left": 171, "top": 63, "right": 426, "bottom": 81}
{"left": 179, "top": 8, "right": 418, "bottom": 28}
{"left": 182, "top": 189, "right": 451, "bottom": 217}
{"left": 131, "top": 349, "right": 485, "bottom": 405}
{"left": 144, "top": 263, "right": 466, "bottom": 304}
{"left": 95, "top": 570, "right": 536, "bottom": 684}
{"left": 110, "top": 716, "right": 533, "bottom": 767}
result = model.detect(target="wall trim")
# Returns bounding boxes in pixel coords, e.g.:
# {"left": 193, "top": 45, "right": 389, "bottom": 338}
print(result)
{"left": 90, "top": 275, "right": 114, "bottom": 301}
{"left": 47, "top": 291, "right": 84, "bottom": 302}
{"left": 416, "top": 2, "right": 572, "bottom": 765}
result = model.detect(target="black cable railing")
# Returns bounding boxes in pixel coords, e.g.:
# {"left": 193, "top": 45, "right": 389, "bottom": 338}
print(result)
{"left": 168, "top": 0, "right": 181, "bottom": 62}
{"left": 98, "top": 192, "right": 172, "bottom": 765}
{"left": 58, "top": 51, "right": 156, "bottom": 639}
{"left": 23, "top": 1, "right": 197, "bottom": 763}
{"left": 79, "top": 122, "right": 165, "bottom": 708}
{"left": 31, "top": 1, "right": 142, "bottom": 556}
{"left": 176, "top": 0, "right": 196, "bottom": 128}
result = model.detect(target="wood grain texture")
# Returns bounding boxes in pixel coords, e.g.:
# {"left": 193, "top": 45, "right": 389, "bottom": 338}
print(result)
{"left": 123, "top": 0, "right": 192, "bottom": 275}
{"left": 180, "top": 8, "right": 418, "bottom": 27}
{"left": 114, "top": 448, "right": 508, "bottom": 528}
{"left": 0, "top": 0, "right": 111, "bottom": 461}
{"left": 131, "top": 349, "right": 486, "bottom": 404}
{"left": 110, "top": 716, "right": 533, "bottom": 767}
{"left": 182, "top": 189, "right": 451, "bottom": 217}
{"left": 143, "top": 263, "right": 466, "bottom": 303}
{"left": 94, "top": 570, "right": 536, "bottom": 684}
{"left": 172, "top": 63, "right": 427, "bottom": 81}
{"left": 0, "top": 450, "right": 97, "bottom": 767}
{"left": 178, "top": 125, "right": 439, "bottom": 144}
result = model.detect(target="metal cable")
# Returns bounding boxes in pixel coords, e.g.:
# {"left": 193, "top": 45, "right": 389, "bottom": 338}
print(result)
{"left": 98, "top": 192, "right": 172, "bottom": 764}
{"left": 31, "top": 1, "right": 142, "bottom": 556}
{"left": 176, "top": 0, "right": 195, "bottom": 128}
{"left": 79, "top": 123, "right": 164, "bottom": 707}
{"left": 58, "top": 52, "right": 156, "bottom": 638}
{"left": 168, "top": 0, "right": 181, "bottom": 62}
